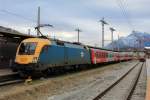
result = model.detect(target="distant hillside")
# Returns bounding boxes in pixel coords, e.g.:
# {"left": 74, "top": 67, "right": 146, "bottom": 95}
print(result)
{"left": 105, "top": 31, "right": 150, "bottom": 51}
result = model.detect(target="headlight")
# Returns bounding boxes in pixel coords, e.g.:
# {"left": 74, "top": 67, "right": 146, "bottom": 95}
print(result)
{"left": 32, "top": 57, "right": 38, "bottom": 63}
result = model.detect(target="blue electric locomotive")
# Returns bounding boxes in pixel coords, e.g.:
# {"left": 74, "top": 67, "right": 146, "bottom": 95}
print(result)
{"left": 14, "top": 38, "right": 91, "bottom": 75}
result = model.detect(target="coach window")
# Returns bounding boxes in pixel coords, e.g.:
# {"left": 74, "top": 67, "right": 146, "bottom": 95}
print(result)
{"left": 96, "top": 52, "right": 99, "bottom": 58}
{"left": 97, "top": 52, "right": 99, "bottom": 58}
{"left": 98, "top": 52, "right": 100, "bottom": 58}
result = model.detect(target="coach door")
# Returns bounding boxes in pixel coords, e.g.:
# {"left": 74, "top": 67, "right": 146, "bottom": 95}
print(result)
{"left": 64, "top": 44, "right": 68, "bottom": 65}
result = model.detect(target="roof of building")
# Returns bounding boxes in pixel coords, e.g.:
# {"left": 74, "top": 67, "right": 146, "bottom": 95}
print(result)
{"left": 0, "top": 26, "right": 36, "bottom": 42}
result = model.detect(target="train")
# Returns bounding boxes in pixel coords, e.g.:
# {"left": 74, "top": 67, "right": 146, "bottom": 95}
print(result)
{"left": 12, "top": 37, "right": 134, "bottom": 76}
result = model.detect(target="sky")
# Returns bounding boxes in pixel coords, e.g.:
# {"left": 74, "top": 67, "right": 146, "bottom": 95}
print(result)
{"left": 0, "top": 0, "right": 150, "bottom": 47}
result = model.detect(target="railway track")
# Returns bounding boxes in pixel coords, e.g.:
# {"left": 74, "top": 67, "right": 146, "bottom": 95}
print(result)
{"left": 93, "top": 62, "right": 144, "bottom": 100}
{"left": 0, "top": 73, "right": 23, "bottom": 86}
{"left": 0, "top": 61, "right": 144, "bottom": 100}
{"left": 47, "top": 61, "right": 141, "bottom": 100}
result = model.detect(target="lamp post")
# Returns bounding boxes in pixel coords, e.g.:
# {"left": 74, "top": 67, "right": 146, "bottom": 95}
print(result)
{"left": 75, "top": 28, "right": 82, "bottom": 43}
{"left": 110, "top": 27, "right": 116, "bottom": 50}
{"left": 99, "top": 17, "right": 108, "bottom": 48}
{"left": 118, "top": 34, "right": 120, "bottom": 51}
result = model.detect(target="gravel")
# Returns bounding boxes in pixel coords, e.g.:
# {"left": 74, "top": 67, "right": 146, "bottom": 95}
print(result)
{"left": 130, "top": 62, "right": 146, "bottom": 100}
{"left": 99, "top": 63, "right": 143, "bottom": 100}
{"left": 48, "top": 61, "right": 138, "bottom": 100}
{"left": 0, "top": 61, "right": 139, "bottom": 100}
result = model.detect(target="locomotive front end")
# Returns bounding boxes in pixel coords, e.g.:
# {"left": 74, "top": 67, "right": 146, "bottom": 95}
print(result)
{"left": 13, "top": 38, "right": 50, "bottom": 74}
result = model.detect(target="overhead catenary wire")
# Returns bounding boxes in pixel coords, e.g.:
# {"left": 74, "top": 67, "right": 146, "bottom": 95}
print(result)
{"left": 122, "top": 0, "right": 134, "bottom": 29}
{"left": 0, "top": 9, "right": 65, "bottom": 32}
{"left": 116, "top": 0, "right": 133, "bottom": 28}
{"left": 115, "top": 0, "right": 135, "bottom": 31}
{"left": 0, "top": 9, "right": 55, "bottom": 37}
{"left": 0, "top": 9, "right": 36, "bottom": 23}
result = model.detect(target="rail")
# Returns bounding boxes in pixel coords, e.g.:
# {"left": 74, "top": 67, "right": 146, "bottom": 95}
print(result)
{"left": 93, "top": 62, "right": 144, "bottom": 100}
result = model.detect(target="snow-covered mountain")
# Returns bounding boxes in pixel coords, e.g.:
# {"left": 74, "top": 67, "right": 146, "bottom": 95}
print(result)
{"left": 105, "top": 31, "right": 150, "bottom": 51}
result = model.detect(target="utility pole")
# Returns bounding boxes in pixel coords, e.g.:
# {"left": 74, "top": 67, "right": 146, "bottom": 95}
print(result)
{"left": 28, "top": 29, "right": 31, "bottom": 35}
{"left": 35, "top": 7, "right": 53, "bottom": 37}
{"left": 75, "top": 28, "right": 82, "bottom": 43}
{"left": 118, "top": 34, "right": 120, "bottom": 51}
{"left": 37, "top": 6, "right": 40, "bottom": 36}
{"left": 110, "top": 27, "right": 116, "bottom": 50}
{"left": 99, "top": 17, "right": 108, "bottom": 48}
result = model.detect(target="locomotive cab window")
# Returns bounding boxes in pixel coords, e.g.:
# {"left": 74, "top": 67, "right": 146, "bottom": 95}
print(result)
{"left": 18, "top": 42, "right": 37, "bottom": 55}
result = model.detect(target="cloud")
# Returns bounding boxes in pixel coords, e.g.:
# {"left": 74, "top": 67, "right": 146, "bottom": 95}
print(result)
{"left": 0, "top": 0, "right": 149, "bottom": 47}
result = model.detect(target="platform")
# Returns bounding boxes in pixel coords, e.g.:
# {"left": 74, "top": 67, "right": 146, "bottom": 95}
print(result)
{"left": 146, "top": 59, "right": 150, "bottom": 100}
{"left": 0, "top": 68, "right": 16, "bottom": 76}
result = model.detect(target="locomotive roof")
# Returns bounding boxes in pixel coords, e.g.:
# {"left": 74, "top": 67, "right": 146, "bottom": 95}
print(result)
{"left": 25, "top": 37, "right": 134, "bottom": 53}
{"left": 21, "top": 38, "right": 51, "bottom": 45}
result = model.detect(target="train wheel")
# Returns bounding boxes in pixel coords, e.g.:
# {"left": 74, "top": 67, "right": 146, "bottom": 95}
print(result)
{"left": 41, "top": 69, "right": 50, "bottom": 77}
{"left": 12, "top": 68, "right": 18, "bottom": 72}
{"left": 18, "top": 71, "right": 28, "bottom": 78}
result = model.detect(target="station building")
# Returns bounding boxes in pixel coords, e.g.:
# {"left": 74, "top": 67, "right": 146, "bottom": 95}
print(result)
{"left": 0, "top": 26, "right": 35, "bottom": 68}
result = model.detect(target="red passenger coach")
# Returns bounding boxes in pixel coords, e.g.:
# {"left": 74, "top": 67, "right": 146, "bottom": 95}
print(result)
{"left": 113, "top": 52, "right": 118, "bottom": 62}
{"left": 116, "top": 53, "right": 120, "bottom": 61}
{"left": 125, "top": 54, "right": 128, "bottom": 61}
{"left": 90, "top": 48, "right": 108, "bottom": 64}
